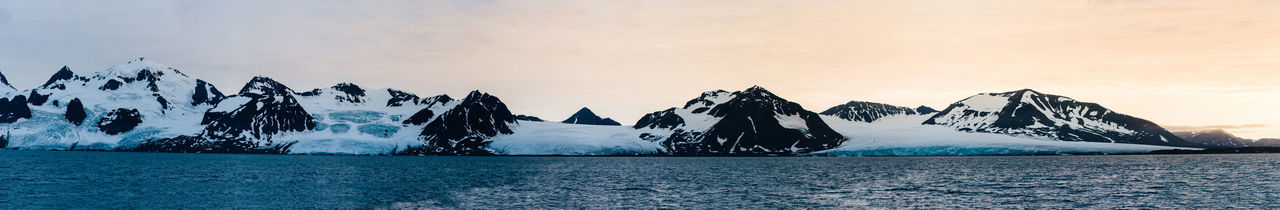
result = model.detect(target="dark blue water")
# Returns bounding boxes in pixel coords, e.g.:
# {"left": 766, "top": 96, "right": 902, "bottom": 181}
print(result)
{"left": 1, "top": 151, "right": 1278, "bottom": 209}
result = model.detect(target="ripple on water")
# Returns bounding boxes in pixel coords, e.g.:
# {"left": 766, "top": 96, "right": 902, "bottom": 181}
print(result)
{"left": 0, "top": 152, "right": 1279, "bottom": 208}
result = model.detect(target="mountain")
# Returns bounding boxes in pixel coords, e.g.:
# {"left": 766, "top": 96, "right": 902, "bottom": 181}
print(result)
{"left": 0, "top": 71, "right": 16, "bottom": 95}
{"left": 820, "top": 101, "right": 920, "bottom": 123}
{"left": 514, "top": 115, "right": 544, "bottom": 122}
{"left": 923, "top": 89, "right": 1196, "bottom": 147}
{"left": 634, "top": 86, "right": 846, "bottom": 155}
{"left": 562, "top": 107, "right": 621, "bottom": 126}
{"left": 916, "top": 106, "right": 938, "bottom": 115}
{"left": 404, "top": 91, "right": 518, "bottom": 155}
{"left": 201, "top": 77, "right": 315, "bottom": 139}
{"left": 1172, "top": 129, "right": 1250, "bottom": 148}
{"left": 1255, "top": 138, "right": 1280, "bottom": 147}
{"left": 2, "top": 58, "right": 226, "bottom": 150}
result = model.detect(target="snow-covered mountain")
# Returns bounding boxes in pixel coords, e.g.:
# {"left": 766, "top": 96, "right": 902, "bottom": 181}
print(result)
{"left": 562, "top": 107, "right": 621, "bottom": 126}
{"left": 634, "top": 86, "right": 846, "bottom": 155}
{"left": 2, "top": 58, "right": 226, "bottom": 150}
{"left": 816, "top": 114, "right": 1185, "bottom": 156}
{"left": 404, "top": 91, "right": 519, "bottom": 155}
{"left": 1172, "top": 129, "right": 1250, "bottom": 148}
{"left": 820, "top": 101, "right": 922, "bottom": 123}
{"left": 923, "top": 89, "right": 1195, "bottom": 147}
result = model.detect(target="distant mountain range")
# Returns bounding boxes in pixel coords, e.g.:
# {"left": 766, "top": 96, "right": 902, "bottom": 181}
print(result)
{"left": 0, "top": 59, "right": 1266, "bottom": 156}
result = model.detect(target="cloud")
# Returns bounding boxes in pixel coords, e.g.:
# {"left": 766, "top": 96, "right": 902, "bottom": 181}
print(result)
{"left": 1165, "top": 124, "right": 1271, "bottom": 131}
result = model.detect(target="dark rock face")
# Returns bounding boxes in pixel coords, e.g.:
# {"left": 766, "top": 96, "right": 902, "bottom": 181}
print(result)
{"left": 402, "top": 109, "right": 436, "bottom": 125}
{"left": 128, "top": 135, "right": 295, "bottom": 154}
{"left": 100, "top": 79, "right": 123, "bottom": 91}
{"left": 42, "top": 66, "right": 79, "bottom": 88}
{"left": 401, "top": 94, "right": 454, "bottom": 125}
{"left": 0, "top": 96, "right": 32, "bottom": 123}
{"left": 1172, "top": 129, "right": 1250, "bottom": 148}
{"left": 27, "top": 90, "right": 50, "bottom": 106}
{"left": 330, "top": 83, "right": 366, "bottom": 103}
{"left": 301, "top": 83, "right": 367, "bottom": 103}
{"left": 514, "top": 115, "right": 544, "bottom": 122}
{"left": 916, "top": 106, "right": 938, "bottom": 115}
{"left": 65, "top": 98, "right": 87, "bottom": 126}
{"left": 634, "top": 108, "right": 685, "bottom": 130}
{"left": 386, "top": 89, "right": 421, "bottom": 107}
{"left": 562, "top": 107, "right": 622, "bottom": 126}
{"left": 924, "top": 89, "right": 1196, "bottom": 147}
{"left": 97, "top": 108, "right": 142, "bottom": 135}
{"left": 638, "top": 86, "right": 847, "bottom": 155}
{"left": 405, "top": 91, "right": 517, "bottom": 155}
{"left": 0, "top": 71, "right": 9, "bottom": 88}
{"left": 820, "top": 101, "right": 919, "bottom": 123}
{"left": 191, "top": 79, "right": 225, "bottom": 106}
{"left": 202, "top": 77, "right": 315, "bottom": 140}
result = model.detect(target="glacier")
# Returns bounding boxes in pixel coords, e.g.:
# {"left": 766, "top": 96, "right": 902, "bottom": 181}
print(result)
{"left": 488, "top": 121, "right": 666, "bottom": 155}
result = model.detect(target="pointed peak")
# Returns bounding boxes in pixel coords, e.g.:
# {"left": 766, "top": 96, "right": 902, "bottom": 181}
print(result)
{"left": 239, "top": 76, "right": 293, "bottom": 95}
{"left": 744, "top": 85, "right": 769, "bottom": 92}
{"left": 42, "top": 66, "right": 79, "bottom": 87}
{"left": 465, "top": 90, "right": 486, "bottom": 98}
{"left": 576, "top": 107, "right": 599, "bottom": 115}
{"left": 0, "top": 70, "right": 10, "bottom": 88}
{"left": 1000, "top": 88, "right": 1042, "bottom": 95}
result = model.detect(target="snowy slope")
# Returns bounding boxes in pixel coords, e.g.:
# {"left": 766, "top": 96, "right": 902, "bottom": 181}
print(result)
{"left": 635, "top": 86, "right": 846, "bottom": 155}
{"left": 2, "top": 58, "right": 225, "bottom": 150}
{"left": 924, "top": 89, "right": 1195, "bottom": 147}
{"left": 489, "top": 121, "right": 665, "bottom": 155}
{"left": 815, "top": 115, "right": 1188, "bottom": 156}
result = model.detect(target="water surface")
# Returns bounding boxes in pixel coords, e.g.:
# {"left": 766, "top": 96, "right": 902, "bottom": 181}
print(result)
{"left": 1, "top": 151, "right": 1278, "bottom": 208}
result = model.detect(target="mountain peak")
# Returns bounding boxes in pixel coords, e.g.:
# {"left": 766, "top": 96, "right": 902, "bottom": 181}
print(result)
{"left": 926, "top": 90, "right": 1193, "bottom": 147}
{"left": 562, "top": 107, "right": 621, "bottom": 126}
{"left": 742, "top": 85, "right": 772, "bottom": 94}
{"left": 0, "top": 70, "right": 11, "bottom": 89}
{"left": 820, "top": 100, "right": 919, "bottom": 122}
{"left": 239, "top": 76, "right": 293, "bottom": 96}
{"left": 574, "top": 107, "right": 595, "bottom": 115}
{"left": 42, "top": 66, "right": 77, "bottom": 87}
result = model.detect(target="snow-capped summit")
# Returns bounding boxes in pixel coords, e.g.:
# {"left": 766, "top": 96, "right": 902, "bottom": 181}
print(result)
{"left": 239, "top": 76, "right": 295, "bottom": 96}
{"left": 924, "top": 89, "right": 1195, "bottom": 147}
{"left": 562, "top": 107, "right": 621, "bottom": 126}
{"left": 820, "top": 101, "right": 921, "bottom": 123}
{"left": 635, "top": 86, "right": 846, "bottom": 155}
{"left": 2, "top": 59, "right": 228, "bottom": 150}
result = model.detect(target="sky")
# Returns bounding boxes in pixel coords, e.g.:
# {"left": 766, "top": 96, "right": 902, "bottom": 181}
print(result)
{"left": 1, "top": 0, "right": 1278, "bottom": 138}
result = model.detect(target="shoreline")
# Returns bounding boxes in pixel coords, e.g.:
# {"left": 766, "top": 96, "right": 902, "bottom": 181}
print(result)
{"left": 8, "top": 147, "right": 1280, "bottom": 157}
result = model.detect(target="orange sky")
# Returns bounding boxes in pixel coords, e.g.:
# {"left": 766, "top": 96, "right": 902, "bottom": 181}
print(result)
{"left": 1, "top": 0, "right": 1278, "bottom": 138}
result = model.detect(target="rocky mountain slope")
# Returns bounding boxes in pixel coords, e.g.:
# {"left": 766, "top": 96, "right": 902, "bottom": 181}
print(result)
{"left": 923, "top": 89, "right": 1196, "bottom": 147}
{"left": 634, "top": 86, "right": 846, "bottom": 155}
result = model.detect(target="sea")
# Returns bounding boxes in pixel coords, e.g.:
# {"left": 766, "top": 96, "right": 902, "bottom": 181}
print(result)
{"left": 1, "top": 151, "right": 1278, "bottom": 209}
